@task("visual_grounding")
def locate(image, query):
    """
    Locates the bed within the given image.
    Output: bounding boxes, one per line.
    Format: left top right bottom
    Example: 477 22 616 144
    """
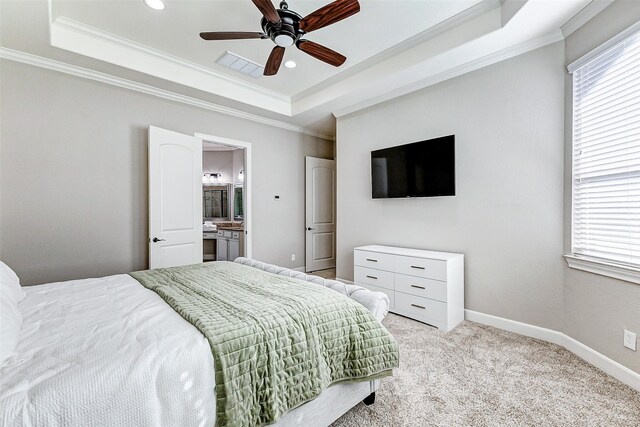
0 258 398 427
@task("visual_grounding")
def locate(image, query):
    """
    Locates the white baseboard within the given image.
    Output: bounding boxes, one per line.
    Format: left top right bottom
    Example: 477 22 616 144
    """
292 267 306 272
336 277 354 284
465 310 640 392
464 310 565 346
562 334 640 392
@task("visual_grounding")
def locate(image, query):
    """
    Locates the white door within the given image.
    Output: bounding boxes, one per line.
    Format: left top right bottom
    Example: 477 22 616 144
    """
149 126 202 269
305 157 336 272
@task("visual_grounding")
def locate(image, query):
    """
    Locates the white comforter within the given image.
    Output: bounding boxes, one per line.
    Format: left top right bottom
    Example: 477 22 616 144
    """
0 274 216 427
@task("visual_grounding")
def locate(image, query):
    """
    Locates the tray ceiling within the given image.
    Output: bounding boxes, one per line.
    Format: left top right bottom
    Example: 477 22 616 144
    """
52 0 485 96
1 0 598 136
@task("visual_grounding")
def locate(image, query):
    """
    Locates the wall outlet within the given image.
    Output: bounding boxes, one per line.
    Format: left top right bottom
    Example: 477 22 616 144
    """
291 254 296 262
624 330 637 351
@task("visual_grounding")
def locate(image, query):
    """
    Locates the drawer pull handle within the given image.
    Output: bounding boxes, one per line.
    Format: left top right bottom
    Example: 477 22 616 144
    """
410 285 425 290
411 304 426 310
366 258 378 262
366 275 378 280
411 265 426 270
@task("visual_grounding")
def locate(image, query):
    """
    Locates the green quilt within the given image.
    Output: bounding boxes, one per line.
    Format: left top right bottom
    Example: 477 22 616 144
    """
130 261 399 427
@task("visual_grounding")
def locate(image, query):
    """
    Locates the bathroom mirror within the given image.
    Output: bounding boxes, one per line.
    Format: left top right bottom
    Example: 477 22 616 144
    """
234 185 244 220
203 185 230 220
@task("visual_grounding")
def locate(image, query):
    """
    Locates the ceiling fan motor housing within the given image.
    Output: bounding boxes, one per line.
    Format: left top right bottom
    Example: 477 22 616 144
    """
261 8 303 47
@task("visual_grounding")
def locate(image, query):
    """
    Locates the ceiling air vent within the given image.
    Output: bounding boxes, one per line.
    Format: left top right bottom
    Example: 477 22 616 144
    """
216 51 264 79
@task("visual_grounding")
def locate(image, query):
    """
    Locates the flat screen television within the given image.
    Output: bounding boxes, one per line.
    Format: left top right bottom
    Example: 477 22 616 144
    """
371 135 455 199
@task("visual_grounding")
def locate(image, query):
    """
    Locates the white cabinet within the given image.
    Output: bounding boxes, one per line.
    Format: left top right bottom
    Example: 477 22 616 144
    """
216 229 244 262
229 239 240 261
353 245 464 332
217 237 229 261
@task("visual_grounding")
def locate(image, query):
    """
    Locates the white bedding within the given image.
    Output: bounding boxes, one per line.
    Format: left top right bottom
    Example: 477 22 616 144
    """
0 264 391 427
0 274 216 427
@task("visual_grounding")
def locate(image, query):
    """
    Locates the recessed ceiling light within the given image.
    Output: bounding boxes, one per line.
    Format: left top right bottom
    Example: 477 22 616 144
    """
284 60 297 69
145 0 165 10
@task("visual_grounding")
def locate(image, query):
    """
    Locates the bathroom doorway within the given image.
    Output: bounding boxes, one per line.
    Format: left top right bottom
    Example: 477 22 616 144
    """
198 133 252 263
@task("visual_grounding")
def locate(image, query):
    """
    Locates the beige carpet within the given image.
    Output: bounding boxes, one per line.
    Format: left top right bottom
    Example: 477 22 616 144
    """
332 314 640 427
312 268 336 279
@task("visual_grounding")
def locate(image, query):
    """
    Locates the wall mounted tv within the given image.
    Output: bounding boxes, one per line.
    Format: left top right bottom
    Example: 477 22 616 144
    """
371 135 455 199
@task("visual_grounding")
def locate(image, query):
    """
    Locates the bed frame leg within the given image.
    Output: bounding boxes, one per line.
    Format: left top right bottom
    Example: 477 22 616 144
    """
363 392 376 406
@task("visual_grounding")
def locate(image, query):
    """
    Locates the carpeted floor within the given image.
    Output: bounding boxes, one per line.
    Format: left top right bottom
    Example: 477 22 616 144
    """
312 268 336 279
332 313 640 427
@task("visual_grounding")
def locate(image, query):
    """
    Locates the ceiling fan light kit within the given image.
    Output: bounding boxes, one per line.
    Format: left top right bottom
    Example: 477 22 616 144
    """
199 0 360 76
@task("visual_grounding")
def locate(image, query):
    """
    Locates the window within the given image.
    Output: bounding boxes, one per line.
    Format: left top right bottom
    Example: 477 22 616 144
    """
569 25 640 274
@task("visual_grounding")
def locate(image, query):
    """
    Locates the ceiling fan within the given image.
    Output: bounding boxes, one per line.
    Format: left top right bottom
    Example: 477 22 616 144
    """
200 0 360 76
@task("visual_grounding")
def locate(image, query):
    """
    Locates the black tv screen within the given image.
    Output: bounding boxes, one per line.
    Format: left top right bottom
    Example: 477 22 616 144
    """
371 135 455 198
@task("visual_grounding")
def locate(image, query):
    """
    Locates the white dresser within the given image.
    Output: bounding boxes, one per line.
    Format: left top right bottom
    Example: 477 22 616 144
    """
353 245 464 332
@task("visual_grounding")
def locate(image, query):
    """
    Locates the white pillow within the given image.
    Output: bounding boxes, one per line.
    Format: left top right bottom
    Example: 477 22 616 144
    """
0 261 24 305
0 291 22 365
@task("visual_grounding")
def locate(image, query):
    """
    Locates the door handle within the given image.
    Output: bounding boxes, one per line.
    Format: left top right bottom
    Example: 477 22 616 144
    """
152 237 166 243
307 227 315 231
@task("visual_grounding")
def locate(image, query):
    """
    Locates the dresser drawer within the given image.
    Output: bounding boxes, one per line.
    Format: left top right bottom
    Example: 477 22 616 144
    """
395 256 447 281
354 250 395 271
394 292 447 329
395 274 447 302
354 266 394 291
359 282 395 310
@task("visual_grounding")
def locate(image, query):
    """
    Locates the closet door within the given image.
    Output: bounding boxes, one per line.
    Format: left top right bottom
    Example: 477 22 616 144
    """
149 126 202 269
305 157 336 272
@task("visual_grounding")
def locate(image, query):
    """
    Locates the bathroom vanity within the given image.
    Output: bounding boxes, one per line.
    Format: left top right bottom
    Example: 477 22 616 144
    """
202 181 245 262
215 228 244 261
202 226 244 262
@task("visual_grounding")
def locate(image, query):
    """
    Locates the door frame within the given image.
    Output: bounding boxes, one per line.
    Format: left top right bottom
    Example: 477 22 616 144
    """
195 132 252 259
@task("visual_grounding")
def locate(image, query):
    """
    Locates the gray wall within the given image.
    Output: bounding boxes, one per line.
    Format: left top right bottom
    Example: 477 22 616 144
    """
563 1 640 374
203 151 234 183
0 60 333 285
336 42 566 331
232 149 244 186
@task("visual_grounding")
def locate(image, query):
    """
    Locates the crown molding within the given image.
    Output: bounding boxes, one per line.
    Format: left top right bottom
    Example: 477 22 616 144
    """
333 30 564 118
50 16 292 116
0 48 334 141
293 0 502 103
561 0 614 38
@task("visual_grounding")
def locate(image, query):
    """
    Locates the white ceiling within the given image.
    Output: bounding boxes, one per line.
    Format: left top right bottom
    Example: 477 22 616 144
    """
0 0 602 137
53 0 485 96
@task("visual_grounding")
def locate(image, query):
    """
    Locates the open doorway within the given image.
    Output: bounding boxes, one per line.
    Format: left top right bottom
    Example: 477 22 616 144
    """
198 133 252 263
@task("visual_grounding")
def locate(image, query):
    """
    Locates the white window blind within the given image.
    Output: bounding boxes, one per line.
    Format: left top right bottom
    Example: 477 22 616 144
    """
572 29 640 268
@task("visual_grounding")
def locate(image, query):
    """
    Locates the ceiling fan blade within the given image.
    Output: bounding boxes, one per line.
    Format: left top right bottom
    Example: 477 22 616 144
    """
264 46 285 76
299 0 360 33
251 0 281 24
200 32 266 40
297 40 346 67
